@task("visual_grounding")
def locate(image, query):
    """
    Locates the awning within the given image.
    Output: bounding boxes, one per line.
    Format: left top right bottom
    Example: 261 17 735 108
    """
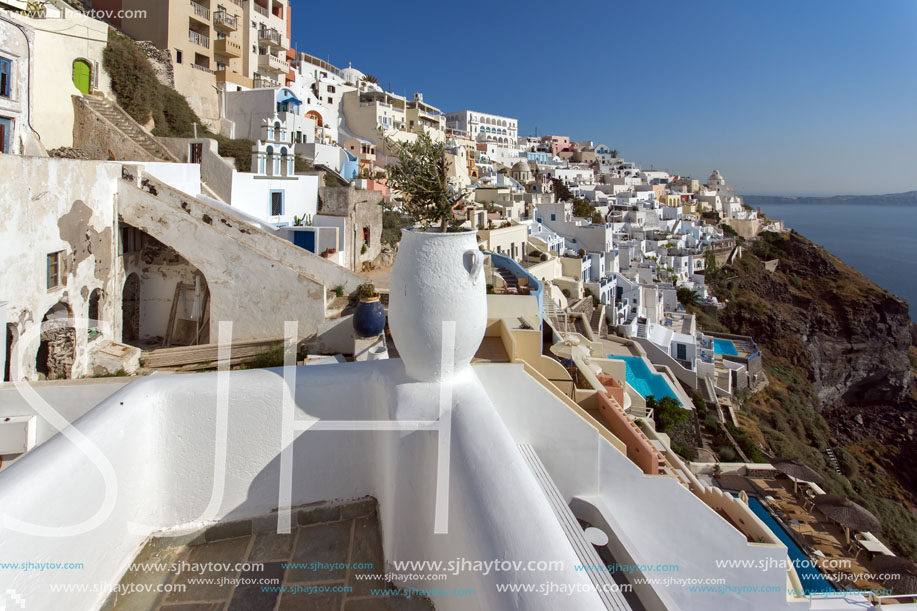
277 95 302 105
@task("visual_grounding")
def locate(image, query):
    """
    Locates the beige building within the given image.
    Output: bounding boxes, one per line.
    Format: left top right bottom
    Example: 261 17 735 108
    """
116 0 289 126
405 93 445 141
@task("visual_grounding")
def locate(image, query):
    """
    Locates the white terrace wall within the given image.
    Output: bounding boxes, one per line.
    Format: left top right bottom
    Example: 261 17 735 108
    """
476 364 807 611
0 362 605 611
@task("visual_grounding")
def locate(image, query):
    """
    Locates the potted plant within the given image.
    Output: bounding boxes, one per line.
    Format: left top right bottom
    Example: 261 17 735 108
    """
352 282 386 338
383 133 485 382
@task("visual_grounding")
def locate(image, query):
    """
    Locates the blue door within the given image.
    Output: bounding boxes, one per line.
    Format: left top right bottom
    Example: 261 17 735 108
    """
293 230 316 253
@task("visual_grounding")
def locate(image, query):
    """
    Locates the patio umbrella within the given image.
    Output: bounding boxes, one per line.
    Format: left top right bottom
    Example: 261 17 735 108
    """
872 554 917 595
550 334 587 360
813 495 880 543
772 458 825 493
715 474 766 497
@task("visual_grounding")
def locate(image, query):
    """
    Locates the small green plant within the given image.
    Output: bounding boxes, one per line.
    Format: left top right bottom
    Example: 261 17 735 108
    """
357 283 377 300
577 249 586 257
361 244 367 254
334 285 344 298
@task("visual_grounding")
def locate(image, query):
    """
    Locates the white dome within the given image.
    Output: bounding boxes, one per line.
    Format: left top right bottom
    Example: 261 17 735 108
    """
338 62 365 85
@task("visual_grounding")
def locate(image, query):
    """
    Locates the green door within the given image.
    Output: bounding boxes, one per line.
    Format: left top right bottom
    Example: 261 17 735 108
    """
72 60 91 94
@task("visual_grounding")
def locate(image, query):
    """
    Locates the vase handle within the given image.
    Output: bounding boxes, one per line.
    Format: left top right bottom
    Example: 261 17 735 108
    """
465 249 484 285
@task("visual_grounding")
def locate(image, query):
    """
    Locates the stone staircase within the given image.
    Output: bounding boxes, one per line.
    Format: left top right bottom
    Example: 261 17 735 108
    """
81 96 180 162
636 320 647 338
543 295 570 334
589 306 605 336
494 267 518 291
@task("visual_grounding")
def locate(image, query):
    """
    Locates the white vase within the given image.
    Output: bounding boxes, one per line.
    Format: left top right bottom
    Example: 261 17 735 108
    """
388 228 486 382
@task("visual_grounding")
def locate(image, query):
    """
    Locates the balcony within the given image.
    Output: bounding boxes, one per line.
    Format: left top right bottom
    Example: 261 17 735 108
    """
188 29 210 48
253 2 268 16
253 75 281 88
257 27 282 48
214 37 241 58
212 9 237 31
215 69 253 88
190 0 210 21
258 52 289 74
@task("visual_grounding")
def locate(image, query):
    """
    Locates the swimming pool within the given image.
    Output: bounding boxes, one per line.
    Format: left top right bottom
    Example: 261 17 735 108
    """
713 339 739 356
605 355 681 406
744 496 836 595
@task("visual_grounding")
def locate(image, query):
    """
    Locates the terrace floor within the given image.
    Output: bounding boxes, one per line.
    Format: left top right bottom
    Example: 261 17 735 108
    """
102 497 433 611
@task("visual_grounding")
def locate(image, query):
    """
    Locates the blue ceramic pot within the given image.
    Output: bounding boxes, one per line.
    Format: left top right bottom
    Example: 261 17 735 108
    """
353 298 386 338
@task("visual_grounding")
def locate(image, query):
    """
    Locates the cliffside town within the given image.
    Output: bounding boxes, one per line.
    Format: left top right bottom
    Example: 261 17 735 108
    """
2 1 916 609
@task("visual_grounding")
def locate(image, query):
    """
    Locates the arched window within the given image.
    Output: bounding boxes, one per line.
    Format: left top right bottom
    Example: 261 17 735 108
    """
88 288 102 334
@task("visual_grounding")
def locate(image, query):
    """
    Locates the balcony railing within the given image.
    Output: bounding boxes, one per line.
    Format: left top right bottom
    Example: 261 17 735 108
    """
191 62 213 74
231 0 243 5
190 0 210 20
258 52 289 73
213 9 237 30
253 75 280 88
258 28 281 47
189 30 210 48
253 3 268 16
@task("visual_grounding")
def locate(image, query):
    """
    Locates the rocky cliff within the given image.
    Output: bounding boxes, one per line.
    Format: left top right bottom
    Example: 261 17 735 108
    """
716 231 913 408
703 229 917 558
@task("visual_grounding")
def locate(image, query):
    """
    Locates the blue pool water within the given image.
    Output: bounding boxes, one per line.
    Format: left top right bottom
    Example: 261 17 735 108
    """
606 356 681 406
744 496 836 595
713 339 738 356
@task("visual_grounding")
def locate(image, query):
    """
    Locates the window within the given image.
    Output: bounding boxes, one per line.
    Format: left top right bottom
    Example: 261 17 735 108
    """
270 190 284 216
0 57 10 98
47 252 62 289
120 226 142 253
175 49 182 64
327 85 335 93
0 117 10 154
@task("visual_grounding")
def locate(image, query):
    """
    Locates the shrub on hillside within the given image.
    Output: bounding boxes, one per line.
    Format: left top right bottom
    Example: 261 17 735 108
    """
213 135 254 172
103 30 201 138
102 31 160 125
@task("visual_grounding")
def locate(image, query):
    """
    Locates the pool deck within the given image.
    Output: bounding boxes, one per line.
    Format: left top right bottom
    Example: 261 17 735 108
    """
746 477 890 595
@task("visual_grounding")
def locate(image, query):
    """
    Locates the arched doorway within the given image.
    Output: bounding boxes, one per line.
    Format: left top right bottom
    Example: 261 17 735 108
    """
37 303 75 380
305 110 323 137
72 59 91 94
88 288 102 339
122 273 140 344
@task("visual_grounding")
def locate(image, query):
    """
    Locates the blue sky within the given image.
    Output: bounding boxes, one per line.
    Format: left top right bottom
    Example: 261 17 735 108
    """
292 0 917 196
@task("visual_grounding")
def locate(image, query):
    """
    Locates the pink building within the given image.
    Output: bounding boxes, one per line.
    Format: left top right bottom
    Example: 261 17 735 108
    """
542 135 570 156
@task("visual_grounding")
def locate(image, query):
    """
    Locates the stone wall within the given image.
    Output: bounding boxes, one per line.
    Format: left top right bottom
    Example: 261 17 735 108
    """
318 187 383 271
136 41 174 88
38 326 75 380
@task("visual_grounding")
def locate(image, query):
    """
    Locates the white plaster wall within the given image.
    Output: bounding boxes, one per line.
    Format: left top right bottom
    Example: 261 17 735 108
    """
119 170 363 341
0 19 38 155
7 8 111 149
139 162 202 197
230 172 319 226
0 157 121 380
